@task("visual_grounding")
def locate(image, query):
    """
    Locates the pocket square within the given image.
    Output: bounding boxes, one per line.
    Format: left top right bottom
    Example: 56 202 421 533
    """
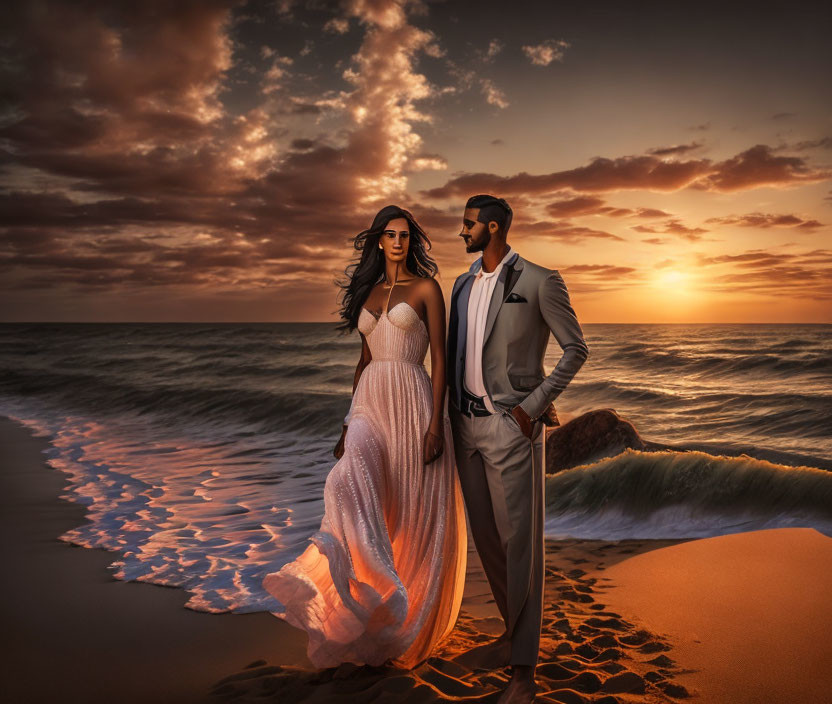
505 292 527 303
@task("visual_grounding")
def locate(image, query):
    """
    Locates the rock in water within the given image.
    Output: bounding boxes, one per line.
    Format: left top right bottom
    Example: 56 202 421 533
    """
544 408 657 473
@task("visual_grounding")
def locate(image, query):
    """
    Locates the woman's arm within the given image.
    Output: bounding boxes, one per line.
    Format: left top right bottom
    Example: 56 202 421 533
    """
354 332 372 390
422 278 447 464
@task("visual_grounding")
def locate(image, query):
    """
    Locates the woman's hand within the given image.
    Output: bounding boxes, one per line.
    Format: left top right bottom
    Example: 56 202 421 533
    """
334 425 348 459
423 426 444 465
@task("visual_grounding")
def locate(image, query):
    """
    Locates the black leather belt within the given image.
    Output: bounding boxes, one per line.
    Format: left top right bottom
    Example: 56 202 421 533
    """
460 387 492 417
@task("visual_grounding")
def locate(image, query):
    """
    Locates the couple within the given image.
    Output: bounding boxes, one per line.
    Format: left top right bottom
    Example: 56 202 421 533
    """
263 195 589 703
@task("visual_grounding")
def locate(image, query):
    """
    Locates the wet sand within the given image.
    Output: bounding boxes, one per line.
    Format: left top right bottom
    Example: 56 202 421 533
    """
3 414 830 703
0 416 309 704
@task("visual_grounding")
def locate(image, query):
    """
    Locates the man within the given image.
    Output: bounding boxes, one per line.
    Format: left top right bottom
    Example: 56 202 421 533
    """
447 194 589 704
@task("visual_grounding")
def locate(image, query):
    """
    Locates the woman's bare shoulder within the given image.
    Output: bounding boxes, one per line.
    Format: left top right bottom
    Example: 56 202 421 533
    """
416 276 442 301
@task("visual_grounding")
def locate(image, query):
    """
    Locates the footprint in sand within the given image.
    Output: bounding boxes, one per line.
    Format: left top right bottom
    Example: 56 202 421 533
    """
600 670 647 694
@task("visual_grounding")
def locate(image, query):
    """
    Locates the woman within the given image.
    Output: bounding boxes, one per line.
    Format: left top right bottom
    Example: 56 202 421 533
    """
262 205 468 670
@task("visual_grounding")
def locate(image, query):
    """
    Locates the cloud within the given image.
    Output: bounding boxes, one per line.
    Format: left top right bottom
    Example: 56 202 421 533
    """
422 156 706 199
408 153 448 171
1 1 829 320
0 0 450 298
510 220 625 243
692 144 831 192
704 212 826 232
557 248 832 299
422 144 831 199
522 39 570 66
443 58 509 109
546 196 607 217
631 218 710 242
553 263 643 295
692 248 832 299
790 137 832 151
545 196 673 219
486 39 503 60
323 17 350 33
647 142 704 156
634 207 674 218
481 79 509 108
471 38 503 64
261 54 294 94
563 264 638 276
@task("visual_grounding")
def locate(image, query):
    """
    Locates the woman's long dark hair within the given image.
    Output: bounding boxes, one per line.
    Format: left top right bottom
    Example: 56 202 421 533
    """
336 205 438 333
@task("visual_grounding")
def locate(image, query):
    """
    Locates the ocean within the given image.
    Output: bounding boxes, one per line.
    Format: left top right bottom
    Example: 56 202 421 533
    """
1 322 830 614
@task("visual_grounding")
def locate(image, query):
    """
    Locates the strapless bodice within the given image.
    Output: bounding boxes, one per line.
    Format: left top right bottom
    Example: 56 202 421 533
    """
357 301 428 366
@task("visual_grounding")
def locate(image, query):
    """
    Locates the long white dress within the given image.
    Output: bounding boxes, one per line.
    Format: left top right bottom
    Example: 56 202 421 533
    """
262 294 468 670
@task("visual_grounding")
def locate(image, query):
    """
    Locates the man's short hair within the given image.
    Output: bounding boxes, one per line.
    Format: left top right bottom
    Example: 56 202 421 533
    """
466 194 513 235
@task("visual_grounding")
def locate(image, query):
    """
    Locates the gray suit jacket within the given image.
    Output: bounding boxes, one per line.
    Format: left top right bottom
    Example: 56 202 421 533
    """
447 251 589 421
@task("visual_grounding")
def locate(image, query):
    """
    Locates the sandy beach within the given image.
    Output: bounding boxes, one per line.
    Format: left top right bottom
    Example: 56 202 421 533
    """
599 526 832 704
0 416 311 704
2 414 831 703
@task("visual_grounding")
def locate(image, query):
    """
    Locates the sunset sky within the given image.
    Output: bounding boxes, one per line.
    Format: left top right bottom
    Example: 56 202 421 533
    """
1 0 830 323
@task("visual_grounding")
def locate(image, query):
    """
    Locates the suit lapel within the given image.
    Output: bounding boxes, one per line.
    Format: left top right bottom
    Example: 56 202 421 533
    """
455 272 476 356
483 253 523 345
448 267 477 408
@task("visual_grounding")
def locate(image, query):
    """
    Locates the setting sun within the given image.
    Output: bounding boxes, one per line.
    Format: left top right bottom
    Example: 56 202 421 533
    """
655 270 690 288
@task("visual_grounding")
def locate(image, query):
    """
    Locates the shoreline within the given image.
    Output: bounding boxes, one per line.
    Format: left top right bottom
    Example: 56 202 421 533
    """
0 416 312 704
3 413 830 703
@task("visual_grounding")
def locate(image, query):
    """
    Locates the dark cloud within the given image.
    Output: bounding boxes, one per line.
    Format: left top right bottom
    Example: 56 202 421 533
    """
631 218 709 242
647 142 704 156
421 155 710 199
423 144 829 200
704 212 826 232
691 145 831 192
545 196 607 217
545 196 673 219
0 0 452 302
511 221 625 243
791 137 832 151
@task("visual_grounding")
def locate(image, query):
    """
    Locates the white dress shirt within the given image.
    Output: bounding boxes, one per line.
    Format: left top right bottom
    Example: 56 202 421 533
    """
464 245 514 413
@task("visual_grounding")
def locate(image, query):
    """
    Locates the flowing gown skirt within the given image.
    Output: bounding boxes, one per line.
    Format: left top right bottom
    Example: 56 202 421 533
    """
262 303 468 669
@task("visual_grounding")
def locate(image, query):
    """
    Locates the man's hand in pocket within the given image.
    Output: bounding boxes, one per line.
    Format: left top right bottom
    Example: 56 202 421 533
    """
511 405 533 439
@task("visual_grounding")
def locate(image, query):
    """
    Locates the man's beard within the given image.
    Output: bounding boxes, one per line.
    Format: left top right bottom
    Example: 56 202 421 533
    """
465 231 490 253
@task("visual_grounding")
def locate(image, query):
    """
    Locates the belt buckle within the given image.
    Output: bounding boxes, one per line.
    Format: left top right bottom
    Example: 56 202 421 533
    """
462 389 490 417
472 397 489 417
460 396 473 418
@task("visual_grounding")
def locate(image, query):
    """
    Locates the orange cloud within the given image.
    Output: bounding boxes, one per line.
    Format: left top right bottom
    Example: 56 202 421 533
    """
692 249 832 299
631 219 710 242
422 144 830 199
704 213 825 232
546 196 673 219
647 142 704 156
